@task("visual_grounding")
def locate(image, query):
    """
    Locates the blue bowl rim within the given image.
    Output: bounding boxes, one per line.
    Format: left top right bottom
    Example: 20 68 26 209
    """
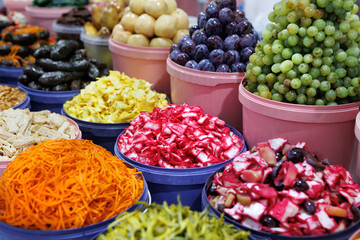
0 161 148 235
18 82 81 95
201 166 360 240
115 124 247 173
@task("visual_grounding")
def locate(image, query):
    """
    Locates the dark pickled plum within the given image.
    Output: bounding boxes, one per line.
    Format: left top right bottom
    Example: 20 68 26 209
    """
274 181 284 191
224 50 240 65
185 60 198 69
205 18 222 36
178 35 191 49
170 49 181 62
240 47 254 63
207 35 224 50
198 11 207 29
192 30 208 45
193 44 209 62
224 34 241 51
216 64 231 72
181 39 196 56
209 49 225 66
293 180 309 191
205 1 220 18
198 59 215 72
189 25 199 37
234 8 245 23
170 43 179 53
231 62 246 72
174 52 190 66
260 215 279 228
226 22 238 36
275 151 283 161
220 0 237 10
239 33 256 49
219 7 234 25
237 20 252 35
303 200 316 215
286 148 305 163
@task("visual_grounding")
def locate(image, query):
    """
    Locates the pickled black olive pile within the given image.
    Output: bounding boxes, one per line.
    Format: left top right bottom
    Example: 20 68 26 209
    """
18 40 110 91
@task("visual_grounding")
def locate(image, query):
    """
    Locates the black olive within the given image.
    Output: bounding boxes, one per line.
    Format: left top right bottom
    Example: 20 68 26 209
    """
351 205 360 222
305 153 325 171
208 183 218 196
303 200 316 215
293 180 309 192
275 151 283 161
271 159 284 181
286 147 306 163
274 181 284 191
260 215 279 228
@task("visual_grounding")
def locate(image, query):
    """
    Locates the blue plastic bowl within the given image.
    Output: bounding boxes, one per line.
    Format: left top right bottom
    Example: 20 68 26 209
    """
201 167 360 240
61 107 130 154
0 163 151 240
1 84 31 110
114 125 247 211
18 82 80 114
0 65 23 85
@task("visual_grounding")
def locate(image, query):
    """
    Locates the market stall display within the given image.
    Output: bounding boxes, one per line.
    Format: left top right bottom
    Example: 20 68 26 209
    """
0 84 27 110
203 138 360 238
53 7 91 40
239 0 360 170
166 0 258 131
355 112 360 184
96 199 250 240
169 1 258 72
0 24 52 84
18 39 109 113
25 0 88 36
116 103 246 210
0 139 148 240
63 70 168 152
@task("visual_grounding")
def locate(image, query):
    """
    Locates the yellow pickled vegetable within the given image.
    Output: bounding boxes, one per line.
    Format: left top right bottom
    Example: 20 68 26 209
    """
63 71 168 123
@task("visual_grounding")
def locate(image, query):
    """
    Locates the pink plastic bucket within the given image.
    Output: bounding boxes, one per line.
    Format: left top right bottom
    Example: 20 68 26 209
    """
4 0 31 17
239 83 360 170
355 112 360 183
25 6 73 35
167 57 244 131
0 116 82 176
109 37 171 96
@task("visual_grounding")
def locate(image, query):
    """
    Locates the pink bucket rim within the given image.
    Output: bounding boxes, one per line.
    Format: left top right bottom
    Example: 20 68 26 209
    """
166 57 245 87
108 37 170 60
238 83 360 123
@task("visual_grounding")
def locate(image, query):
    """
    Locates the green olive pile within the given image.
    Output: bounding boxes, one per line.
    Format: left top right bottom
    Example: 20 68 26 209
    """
245 0 360 105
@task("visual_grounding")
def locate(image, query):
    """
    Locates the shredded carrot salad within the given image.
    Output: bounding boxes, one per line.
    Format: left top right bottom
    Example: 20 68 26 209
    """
0 139 143 231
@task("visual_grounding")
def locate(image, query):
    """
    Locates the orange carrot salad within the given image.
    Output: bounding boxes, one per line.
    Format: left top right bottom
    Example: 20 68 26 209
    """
0 139 143 230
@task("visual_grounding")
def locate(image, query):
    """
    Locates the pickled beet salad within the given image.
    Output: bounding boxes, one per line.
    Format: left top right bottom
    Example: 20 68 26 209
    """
169 0 259 72
117 104 244 168
208 138 360 236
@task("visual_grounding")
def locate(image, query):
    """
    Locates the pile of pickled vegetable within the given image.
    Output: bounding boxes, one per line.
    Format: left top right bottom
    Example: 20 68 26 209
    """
0 25 52 67
208 138 360 236
0 139 144 230
18 39 109 91
96 199 250 240
0 85 26 110
63 71 168 123
118 103 244 168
